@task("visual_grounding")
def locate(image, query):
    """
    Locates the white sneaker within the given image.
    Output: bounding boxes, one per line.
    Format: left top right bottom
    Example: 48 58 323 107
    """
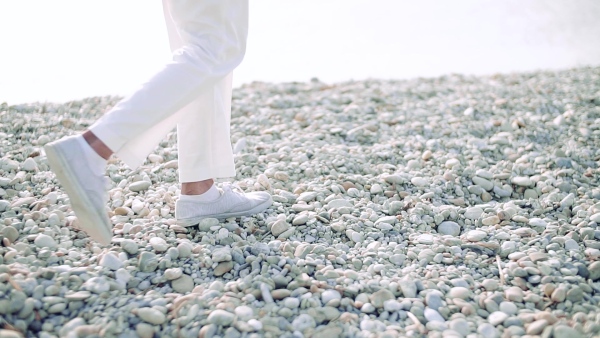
44 136 112 245
175 183 273 227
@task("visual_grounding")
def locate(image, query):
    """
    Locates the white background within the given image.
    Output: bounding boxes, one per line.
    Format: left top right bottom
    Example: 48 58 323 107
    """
1 0 599 104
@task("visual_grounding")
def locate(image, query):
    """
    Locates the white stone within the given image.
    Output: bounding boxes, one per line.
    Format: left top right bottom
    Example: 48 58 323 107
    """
100 253 123 271
149 237 168 252
207 309 235 326
466 230 487 241
321 290 342 304
136 308 166 325
411 177 429 187
22 158 38 171
34 234 57 248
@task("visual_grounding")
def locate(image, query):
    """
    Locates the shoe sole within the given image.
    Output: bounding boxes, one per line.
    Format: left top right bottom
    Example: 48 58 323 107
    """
176 195 273 227
45 143 112 245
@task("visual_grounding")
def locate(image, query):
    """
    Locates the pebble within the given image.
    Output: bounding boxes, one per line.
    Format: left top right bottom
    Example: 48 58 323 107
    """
448 287 471 299
129 181 151 192
207 309 235 326
164 268 183 280
526 319 548 335
149 237 169 252
136 308 166 325
424 308 445 322
399 279 417 298
464 207 483 219
488 311 509 326
1 68 599 337
466 230 487 241
512 176 532 187
553 325 584 338
438 221 460 236
321 290 341 304
100 253 123 271
22 158 38 171
34 234 57 248
171 274 194 293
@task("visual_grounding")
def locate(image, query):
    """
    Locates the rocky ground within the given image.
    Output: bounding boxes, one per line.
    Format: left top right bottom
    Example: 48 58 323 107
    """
0 66 599 338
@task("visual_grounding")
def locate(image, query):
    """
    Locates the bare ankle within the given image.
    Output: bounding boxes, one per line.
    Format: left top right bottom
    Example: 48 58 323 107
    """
181 179 214 195
82 130 113 160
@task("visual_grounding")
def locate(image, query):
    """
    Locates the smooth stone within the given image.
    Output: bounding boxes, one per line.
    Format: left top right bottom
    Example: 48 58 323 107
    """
65 291 91 301
292 314 316 331
149 237 168 252
100 253 123 271
83 277 110 294
212 247 232 262
138 252 159 272
472 176 494 191
411 177 429 187
526 319 548 335
481 215 500 225
283 297 300 309
529 218 547 228
11 197 36 208
399 279 417 298
1 226 18 243
564 239 579 251
488 311 509 326
424 308 445 322
505 287 524 302
589 261 600 280
423 291 442 312
553 325 584 338
327 199 353 209
214 261 234 276
499 302 518 316
22 158 38 171
464 207 483 220
475 169 493 179
449 318 470 336
171 274 194 293
512 176 532 187
438 221 460 236
177 243 193 258
370 288 395 308
292 214 309 225
271 219 291 237
478 323 499 338
321 290 341 304
297 191 318 202
34 234 57 248
207 309 235 326
129 181 151 192
466 230 487 241
136 323 155 338
136 307 166 325
121 239 138 255
235 306 254 321
448 287 471 300
481 279 498 291
164 268 183 280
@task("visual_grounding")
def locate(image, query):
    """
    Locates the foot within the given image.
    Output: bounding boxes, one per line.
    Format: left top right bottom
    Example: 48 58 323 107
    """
44 136 112 245
175 183 272 227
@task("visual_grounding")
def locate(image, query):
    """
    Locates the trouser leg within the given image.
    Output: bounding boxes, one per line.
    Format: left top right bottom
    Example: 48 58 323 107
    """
88 0 248 171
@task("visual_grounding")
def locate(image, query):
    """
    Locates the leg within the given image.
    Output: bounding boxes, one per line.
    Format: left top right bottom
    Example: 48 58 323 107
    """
89 0 249 169
45 0 249 245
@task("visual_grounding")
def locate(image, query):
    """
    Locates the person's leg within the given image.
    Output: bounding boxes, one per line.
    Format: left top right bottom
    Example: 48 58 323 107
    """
45 0 249 245
89 0 249 169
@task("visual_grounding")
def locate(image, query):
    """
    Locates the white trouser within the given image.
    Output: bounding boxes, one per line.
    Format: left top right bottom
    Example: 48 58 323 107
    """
89 0 248 182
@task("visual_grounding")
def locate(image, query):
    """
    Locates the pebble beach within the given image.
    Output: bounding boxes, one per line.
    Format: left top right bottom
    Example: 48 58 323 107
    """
0 66 599 337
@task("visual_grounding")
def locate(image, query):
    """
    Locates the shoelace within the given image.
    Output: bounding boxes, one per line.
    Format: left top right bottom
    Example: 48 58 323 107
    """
222 182 246 196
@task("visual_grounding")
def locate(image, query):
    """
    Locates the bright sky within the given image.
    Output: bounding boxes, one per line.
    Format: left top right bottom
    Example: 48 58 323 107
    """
1 1 599 104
